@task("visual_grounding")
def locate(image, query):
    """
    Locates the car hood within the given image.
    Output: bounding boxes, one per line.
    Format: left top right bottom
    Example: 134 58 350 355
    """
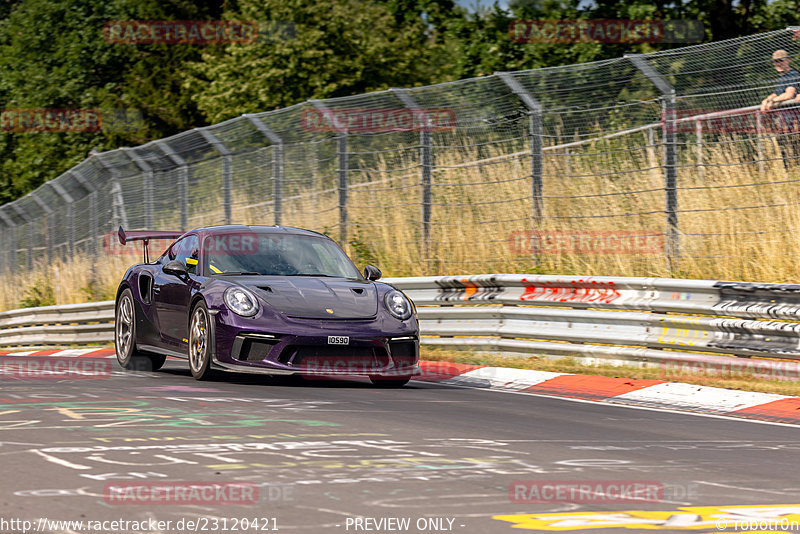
235 276 379 319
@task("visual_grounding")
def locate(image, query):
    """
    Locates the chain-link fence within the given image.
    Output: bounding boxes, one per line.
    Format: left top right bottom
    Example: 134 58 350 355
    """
3 28 800 282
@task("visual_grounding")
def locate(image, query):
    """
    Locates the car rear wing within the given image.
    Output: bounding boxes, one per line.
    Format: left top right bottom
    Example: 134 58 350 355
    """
118 226 185 263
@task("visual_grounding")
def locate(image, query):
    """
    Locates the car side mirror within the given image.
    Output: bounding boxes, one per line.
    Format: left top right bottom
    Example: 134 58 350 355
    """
163 260 188 277
363 264 382 281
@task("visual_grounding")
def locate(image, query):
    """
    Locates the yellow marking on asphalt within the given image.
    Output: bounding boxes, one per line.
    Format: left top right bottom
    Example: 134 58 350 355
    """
494 504 800 531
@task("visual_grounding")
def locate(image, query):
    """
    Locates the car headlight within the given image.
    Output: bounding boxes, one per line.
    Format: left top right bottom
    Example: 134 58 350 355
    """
224 287 259 317
384 290 412 320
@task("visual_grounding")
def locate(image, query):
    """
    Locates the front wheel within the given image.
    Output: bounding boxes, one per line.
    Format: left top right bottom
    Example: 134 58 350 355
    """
116 288 165 371
189 301 214 380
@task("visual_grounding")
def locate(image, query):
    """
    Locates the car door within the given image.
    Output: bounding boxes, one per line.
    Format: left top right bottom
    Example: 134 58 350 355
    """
153 235 200 350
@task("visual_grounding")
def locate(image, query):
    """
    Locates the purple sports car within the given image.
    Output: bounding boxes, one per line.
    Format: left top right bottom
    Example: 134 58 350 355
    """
114 225 420 386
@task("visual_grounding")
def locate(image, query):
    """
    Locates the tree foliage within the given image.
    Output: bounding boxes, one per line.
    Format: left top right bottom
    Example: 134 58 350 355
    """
0 0 798 203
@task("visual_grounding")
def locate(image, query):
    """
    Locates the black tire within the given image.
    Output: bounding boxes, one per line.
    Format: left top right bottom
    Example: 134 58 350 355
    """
369 375 411 388
146 353 167 371
188 300 214 380
116 288 165 371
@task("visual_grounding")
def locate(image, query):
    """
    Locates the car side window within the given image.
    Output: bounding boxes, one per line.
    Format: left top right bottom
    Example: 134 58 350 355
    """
172 235 199 274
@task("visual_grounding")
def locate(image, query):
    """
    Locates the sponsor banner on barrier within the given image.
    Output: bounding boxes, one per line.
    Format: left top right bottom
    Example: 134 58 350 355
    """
508 230 664 256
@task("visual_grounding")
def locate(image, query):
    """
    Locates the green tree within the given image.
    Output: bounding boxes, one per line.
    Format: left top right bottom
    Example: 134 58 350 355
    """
186 0 440 123
0 0 223 204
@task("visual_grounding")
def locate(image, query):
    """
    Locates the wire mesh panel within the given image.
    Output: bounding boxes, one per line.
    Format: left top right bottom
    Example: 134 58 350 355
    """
2 28 800 285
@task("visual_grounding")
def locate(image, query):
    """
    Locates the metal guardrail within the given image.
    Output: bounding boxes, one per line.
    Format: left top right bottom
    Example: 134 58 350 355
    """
385 274 800 367
0 301 114 346
4 275 800 373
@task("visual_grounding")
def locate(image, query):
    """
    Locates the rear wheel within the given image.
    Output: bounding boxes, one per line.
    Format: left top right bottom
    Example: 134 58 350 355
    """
115 288 165 371
189 301 214 380
369 375 411 388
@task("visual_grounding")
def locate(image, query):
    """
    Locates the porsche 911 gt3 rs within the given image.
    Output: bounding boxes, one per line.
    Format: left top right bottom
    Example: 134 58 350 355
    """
114 225 419 386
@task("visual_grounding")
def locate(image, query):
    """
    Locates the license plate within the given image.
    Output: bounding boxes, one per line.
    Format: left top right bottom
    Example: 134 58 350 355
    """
328 336 349 345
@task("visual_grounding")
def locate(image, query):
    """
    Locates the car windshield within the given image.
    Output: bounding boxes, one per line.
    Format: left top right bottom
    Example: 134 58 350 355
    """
202 230 362 278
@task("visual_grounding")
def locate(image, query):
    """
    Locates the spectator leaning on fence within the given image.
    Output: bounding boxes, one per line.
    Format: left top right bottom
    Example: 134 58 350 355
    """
760 50 800 166
761 50 799 112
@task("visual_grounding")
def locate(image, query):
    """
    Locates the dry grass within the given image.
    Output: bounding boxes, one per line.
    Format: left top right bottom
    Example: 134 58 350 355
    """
0 255 131 312
2 132 799 304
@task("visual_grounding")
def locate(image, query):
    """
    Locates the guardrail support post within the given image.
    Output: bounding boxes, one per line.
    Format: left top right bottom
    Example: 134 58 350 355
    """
244 114 284 226
196 129 233 225
496 72 544 226
627 54 679 272
311 101 348 244
156 141 189 230
392 88 434 264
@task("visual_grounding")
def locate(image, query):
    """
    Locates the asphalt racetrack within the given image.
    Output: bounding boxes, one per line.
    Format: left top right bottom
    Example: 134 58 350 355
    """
1 355 800 534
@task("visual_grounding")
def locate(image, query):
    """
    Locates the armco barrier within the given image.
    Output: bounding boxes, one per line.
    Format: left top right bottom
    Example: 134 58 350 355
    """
3 275 800 369
0 301 114 346
383 274 800 365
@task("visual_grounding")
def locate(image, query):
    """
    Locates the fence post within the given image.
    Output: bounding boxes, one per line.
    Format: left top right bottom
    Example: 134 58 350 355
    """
244 114 284 226
10 203 33 271
0 208 15 273
311 101 348 244
92 153 128 232
695 120 704 180
30 192 54 263
196 128 233 225
756 111 765 174
122 149 154 229
392 88 433 263
156 141 189 230
496 72 544 225
46 181 75 257
627 54 679 272
69 170 98 257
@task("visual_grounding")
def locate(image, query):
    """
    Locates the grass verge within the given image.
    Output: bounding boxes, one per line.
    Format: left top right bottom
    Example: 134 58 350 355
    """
421 347 800 397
